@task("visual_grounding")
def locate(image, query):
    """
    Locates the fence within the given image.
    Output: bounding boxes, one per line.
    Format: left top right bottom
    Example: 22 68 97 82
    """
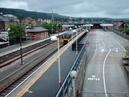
56 45 87 97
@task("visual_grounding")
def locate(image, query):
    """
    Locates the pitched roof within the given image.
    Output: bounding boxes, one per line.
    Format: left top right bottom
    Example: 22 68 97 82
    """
26 26 48 33
0 16 9 22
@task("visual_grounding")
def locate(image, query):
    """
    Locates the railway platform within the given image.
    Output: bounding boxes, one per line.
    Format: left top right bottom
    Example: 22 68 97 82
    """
0 40 42 55
0 32 66 57
2 31 86 97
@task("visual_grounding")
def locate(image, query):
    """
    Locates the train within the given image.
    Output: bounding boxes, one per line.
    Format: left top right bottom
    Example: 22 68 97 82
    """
0 29 87 94
61 30 77 45
0 30 78 66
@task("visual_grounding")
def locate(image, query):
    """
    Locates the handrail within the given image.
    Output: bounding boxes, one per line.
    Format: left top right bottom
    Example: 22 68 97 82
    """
56 45 86 97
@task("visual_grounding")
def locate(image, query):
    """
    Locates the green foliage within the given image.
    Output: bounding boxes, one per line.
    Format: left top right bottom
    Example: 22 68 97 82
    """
8 24 25 43
118 27 124 32
125 48 129 58
41 22 62 34
117 24 129 35
0 8 67 20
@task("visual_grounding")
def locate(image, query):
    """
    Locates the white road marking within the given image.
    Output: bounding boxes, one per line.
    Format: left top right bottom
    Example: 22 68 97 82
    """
88 75 100 81
103 49 111 97
92 75 96 78
5 32 86 97
97 78 100 81
101 49 105 52
115 48 119 53
112 38 126 52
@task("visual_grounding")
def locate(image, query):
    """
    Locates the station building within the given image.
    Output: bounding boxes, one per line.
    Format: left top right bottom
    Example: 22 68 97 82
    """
25 26 48 40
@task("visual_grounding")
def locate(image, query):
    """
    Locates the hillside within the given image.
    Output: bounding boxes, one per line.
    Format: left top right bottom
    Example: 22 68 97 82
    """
0 8 68 20
0 8 129 23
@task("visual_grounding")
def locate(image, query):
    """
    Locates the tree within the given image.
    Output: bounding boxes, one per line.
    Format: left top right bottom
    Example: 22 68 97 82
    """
9 24 25 44
41 22 62 34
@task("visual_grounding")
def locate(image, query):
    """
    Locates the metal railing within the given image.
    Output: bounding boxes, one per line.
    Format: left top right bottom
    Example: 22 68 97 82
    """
56 45 86 97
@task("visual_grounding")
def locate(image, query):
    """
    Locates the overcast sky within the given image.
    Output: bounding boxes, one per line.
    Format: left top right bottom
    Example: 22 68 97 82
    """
0 0 129 18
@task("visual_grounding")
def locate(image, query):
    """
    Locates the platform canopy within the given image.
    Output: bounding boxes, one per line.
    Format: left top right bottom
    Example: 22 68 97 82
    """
83 24 93 27
100 24 114 27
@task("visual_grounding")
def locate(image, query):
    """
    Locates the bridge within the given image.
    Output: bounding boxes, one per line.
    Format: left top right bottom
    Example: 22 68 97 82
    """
0 26 129 97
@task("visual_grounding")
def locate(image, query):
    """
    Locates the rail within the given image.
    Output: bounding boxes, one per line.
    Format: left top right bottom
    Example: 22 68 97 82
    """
1 31 86 96
0 43 57 93
56 45 86 97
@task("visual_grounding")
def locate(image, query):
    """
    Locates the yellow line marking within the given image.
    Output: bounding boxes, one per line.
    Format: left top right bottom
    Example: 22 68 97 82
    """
16 63 53 97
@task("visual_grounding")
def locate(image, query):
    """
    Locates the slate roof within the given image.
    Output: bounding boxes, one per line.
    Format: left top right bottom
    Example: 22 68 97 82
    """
26 26 48 33
0 16 9 22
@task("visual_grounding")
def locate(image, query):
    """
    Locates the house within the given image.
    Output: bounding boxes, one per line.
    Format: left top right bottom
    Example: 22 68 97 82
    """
0 16 8 31
115 21 125 29
25 26 48 40
0 14 19 31
22 17 34 26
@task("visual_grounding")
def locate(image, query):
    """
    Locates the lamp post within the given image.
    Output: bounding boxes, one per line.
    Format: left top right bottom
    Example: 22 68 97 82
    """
19 23 24 65
51 9 54 34
7 28 10 46
8 25 24 65
51 35 61 86
19 33 24 65
72 29 78 54
51 9 62 86
75 26 78 55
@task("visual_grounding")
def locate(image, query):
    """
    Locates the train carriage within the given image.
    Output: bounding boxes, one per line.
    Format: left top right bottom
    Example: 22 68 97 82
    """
62 30 77 45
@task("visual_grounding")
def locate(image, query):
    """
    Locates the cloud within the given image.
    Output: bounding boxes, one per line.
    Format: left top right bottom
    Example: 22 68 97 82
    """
0 0 129 18
0 0 28 10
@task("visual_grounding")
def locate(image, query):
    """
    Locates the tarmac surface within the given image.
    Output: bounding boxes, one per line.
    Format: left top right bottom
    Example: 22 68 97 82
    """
82 29 129 97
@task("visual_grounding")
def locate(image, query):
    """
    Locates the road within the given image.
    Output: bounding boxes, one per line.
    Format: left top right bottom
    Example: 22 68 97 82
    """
82 29 129 97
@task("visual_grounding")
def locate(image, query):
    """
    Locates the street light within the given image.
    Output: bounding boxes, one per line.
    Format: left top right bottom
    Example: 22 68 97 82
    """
7 28 10 46
51 35 61 86
51 9 54 34
72 29 78 54
7 26 24 65
19 33 24 65
18 21 24 65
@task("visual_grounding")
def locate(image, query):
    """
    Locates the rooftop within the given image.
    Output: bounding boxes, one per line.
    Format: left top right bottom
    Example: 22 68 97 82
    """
25 26 48 33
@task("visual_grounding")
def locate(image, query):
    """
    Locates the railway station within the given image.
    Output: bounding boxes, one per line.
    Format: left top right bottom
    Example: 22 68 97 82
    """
0 1 129 97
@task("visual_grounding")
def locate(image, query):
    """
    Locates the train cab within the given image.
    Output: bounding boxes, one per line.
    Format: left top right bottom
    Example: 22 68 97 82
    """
62 30 76 45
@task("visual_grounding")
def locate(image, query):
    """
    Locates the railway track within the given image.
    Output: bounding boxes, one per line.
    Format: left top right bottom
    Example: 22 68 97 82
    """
0 30 85 96
0 38 51 66
0 43 57 97
0 42 53 68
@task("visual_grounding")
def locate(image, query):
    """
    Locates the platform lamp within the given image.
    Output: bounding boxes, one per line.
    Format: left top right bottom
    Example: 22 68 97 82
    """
73 29 78 54
51 35 61 87
7 26 24 65
19 29 24 65
7 28 10 46
18 21 24 65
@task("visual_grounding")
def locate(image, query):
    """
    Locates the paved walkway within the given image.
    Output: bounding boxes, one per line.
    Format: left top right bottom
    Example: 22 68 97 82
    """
0 32 65 55
0 40 38 54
